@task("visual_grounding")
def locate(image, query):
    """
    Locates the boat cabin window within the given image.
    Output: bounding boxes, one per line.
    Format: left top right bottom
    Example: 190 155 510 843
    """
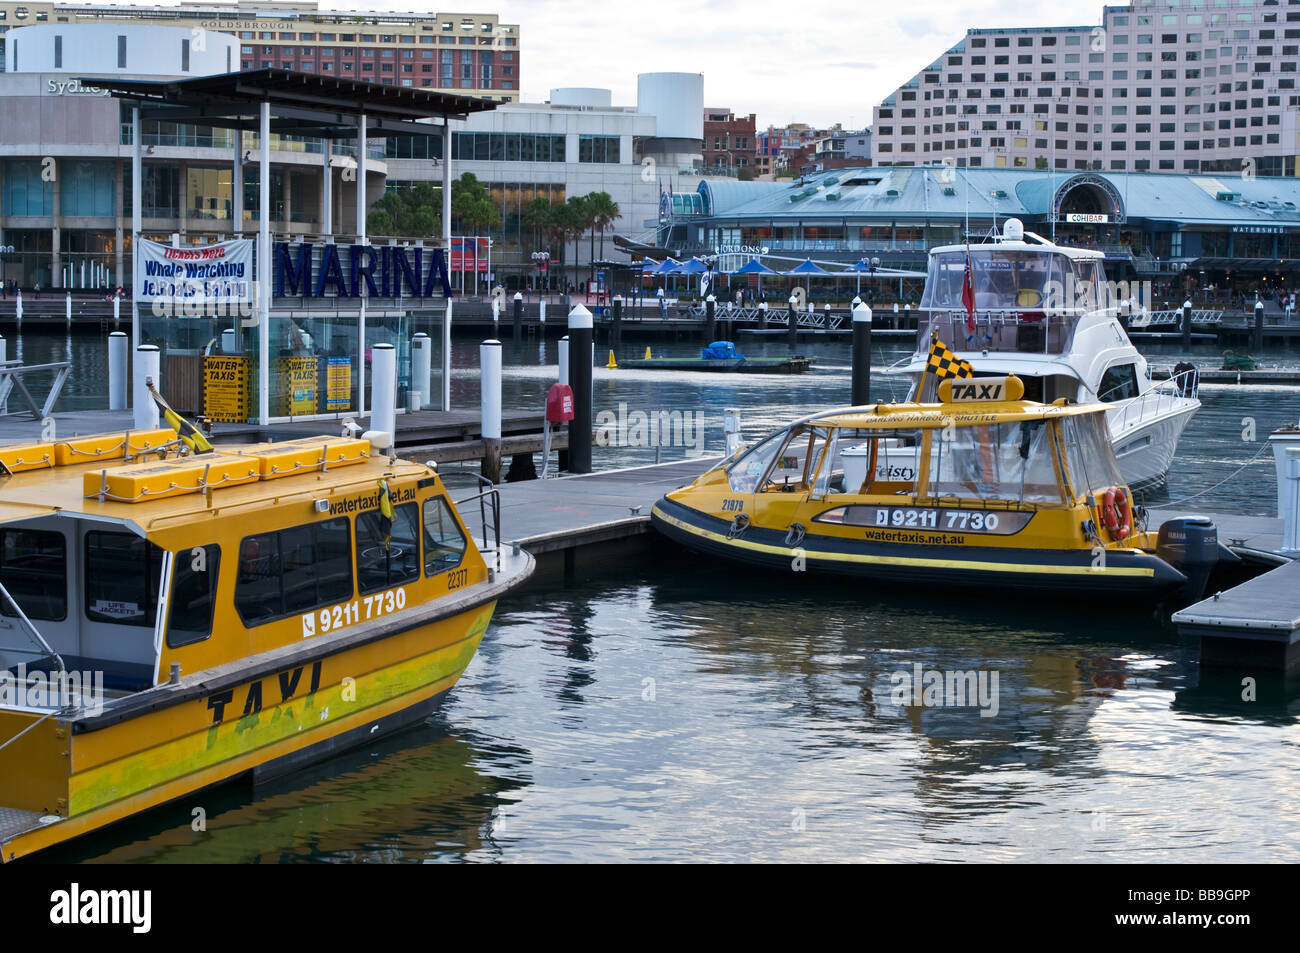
725 431 786 493
1059 414 1124 498
754 425 831 493
167 544 221 648
1098 363 1140 402
357 502 421 594
235 517 353 626
822 428 922 496
85 532 164 628
926 420 1064 503
0 528 66 622
921 250 1068 313
423 497 467 576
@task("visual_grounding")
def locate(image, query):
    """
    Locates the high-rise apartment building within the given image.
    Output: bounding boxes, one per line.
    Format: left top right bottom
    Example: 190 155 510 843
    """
0 1 521 100
872 0 1300 176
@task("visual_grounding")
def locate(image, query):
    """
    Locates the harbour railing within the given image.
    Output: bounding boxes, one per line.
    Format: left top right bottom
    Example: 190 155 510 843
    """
1127 308 1223 329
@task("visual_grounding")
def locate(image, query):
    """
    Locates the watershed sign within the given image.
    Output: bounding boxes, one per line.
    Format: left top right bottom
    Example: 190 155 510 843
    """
138 239 253 305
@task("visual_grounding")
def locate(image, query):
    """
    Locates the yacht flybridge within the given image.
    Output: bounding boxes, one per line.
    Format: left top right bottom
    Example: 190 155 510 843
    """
887 219 1199 490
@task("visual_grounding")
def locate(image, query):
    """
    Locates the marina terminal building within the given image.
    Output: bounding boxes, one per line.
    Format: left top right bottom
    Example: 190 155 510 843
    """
659 165 1300 302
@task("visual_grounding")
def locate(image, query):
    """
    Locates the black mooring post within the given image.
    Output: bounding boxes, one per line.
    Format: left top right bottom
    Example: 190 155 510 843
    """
1254 299 1265 352
852 299 872 406
1182 300 1193 350
705 295 716 343
787 297 798 348
512 292 523 344
612 295 623 351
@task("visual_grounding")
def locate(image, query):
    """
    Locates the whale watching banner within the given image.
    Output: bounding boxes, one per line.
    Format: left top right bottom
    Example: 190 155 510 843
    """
137 238 254 305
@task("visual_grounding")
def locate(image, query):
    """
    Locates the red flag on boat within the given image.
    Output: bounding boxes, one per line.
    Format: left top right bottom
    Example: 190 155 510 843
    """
961 254 976 334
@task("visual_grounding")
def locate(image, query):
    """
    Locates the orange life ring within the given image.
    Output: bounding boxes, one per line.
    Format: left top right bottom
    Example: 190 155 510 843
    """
1101 486 1131 540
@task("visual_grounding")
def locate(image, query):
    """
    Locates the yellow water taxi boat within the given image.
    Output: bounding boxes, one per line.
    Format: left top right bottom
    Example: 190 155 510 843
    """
0 425 531 862
652 375 1231 600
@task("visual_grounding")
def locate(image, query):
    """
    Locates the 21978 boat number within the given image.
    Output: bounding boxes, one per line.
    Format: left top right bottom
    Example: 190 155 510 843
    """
303 586 408 638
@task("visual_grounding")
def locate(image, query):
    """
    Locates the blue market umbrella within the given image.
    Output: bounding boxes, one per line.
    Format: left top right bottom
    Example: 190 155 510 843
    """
734 258 778 276
786 258 830 276
678 258 709 274
733 257 778 300
653 257 682 275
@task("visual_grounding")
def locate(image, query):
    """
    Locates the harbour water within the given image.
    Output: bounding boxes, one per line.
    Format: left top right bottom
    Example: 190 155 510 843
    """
19 327 1300 863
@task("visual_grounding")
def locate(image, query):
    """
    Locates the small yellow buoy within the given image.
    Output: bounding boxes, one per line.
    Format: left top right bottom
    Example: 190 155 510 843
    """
606 350 618 369
644 346 653 360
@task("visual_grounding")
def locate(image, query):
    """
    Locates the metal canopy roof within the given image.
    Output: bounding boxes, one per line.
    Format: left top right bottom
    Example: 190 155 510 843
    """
79 68 498 140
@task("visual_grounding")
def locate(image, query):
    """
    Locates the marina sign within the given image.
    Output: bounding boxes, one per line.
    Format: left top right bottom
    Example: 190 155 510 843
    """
274 241 453 299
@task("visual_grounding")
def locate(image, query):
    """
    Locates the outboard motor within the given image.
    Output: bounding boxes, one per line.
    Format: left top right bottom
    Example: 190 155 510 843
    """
1157 516 1219 603
1171 361 1198 398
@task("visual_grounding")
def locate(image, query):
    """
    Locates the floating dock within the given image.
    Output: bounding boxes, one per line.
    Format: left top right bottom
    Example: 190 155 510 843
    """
1173 560 1300 670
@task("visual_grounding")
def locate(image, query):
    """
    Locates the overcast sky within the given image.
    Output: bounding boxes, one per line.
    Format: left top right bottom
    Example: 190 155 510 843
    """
351 0 1110 128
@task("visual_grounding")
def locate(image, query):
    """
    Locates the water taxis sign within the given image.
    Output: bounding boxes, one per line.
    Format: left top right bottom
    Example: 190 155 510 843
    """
279 357 319 416
203 355 250 422
138 238 253 304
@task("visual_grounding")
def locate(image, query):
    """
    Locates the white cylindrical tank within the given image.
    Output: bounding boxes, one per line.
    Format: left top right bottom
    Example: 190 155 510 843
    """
7 23 239 76
549 87 612 108
636 73 704 140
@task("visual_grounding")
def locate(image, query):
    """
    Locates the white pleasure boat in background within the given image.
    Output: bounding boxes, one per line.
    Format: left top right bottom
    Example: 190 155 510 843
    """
885 219 1200 490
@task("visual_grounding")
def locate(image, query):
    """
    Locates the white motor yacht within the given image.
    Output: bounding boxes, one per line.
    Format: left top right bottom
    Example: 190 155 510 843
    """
884 219 1199 490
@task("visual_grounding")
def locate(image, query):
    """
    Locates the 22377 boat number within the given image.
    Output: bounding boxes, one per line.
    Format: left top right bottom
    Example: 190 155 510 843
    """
302 587 408 639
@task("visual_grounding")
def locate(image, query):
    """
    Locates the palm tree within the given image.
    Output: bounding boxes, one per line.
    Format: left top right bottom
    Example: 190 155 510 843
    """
561 197 589 292
586 192 620 266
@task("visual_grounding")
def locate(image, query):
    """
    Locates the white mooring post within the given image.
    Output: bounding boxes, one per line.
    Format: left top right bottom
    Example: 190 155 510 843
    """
133 344 160 430
368 343 397 447
724 408 742 457
1283 446 1300 555
411 332 431 412
108 331 128 411
480 339 503 484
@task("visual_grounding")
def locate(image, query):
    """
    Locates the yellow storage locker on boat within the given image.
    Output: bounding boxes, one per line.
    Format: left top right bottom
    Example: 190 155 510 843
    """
84 453 261 502
230 435 371 479
53 429 176 467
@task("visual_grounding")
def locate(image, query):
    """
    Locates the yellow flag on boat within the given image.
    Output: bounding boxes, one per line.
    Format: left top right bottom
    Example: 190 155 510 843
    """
147 381 213 454
926 336 974 381
377 478 395 549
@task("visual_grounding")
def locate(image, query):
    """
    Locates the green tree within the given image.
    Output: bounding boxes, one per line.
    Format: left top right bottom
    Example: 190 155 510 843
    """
366 184 443 238
737 165 755 181
450 172 499 235
585 191 620 268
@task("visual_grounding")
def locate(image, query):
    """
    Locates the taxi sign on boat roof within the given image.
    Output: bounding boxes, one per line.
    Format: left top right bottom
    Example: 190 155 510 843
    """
938 374 1025 403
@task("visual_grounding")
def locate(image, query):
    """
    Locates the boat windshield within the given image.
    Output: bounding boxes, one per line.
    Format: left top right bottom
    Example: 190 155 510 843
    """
1059 413 1125 498
926 420 1064 503
920 250 1068 312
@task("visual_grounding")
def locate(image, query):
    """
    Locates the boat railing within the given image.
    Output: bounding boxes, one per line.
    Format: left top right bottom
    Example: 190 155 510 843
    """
454 481 502 568
919 310 1079 355
1104 365 1200 435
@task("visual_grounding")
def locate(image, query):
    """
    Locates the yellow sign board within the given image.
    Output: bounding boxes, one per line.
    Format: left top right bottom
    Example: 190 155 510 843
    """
279 357 319 416
203 355 250 423
326 355 352 412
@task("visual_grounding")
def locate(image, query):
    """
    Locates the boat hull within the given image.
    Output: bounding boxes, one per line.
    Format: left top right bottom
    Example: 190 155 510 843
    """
1110 401 1199 492
0 552 533 863
651 497 1186 596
